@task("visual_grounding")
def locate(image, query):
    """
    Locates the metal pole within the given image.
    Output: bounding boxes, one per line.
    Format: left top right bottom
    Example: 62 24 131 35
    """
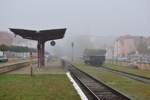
71 42 74 62
37 42 40 68
41 41 45 66
29 52 33 76
113 47 115 64
38 40 45 67
116 40 118 64
37 40 46 67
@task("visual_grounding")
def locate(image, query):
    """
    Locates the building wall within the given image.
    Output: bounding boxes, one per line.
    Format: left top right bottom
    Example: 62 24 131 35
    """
106 47 114 59
114 35 141 57
0 31 13 45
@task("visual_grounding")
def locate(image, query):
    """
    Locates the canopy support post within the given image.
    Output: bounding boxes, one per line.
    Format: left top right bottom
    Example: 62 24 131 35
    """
37 40 45 67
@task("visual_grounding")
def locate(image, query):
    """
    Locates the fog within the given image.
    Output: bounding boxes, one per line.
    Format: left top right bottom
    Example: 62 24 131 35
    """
0 0 150 58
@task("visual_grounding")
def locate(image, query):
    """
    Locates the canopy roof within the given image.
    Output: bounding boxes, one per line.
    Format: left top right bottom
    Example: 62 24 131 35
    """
9 28 66 41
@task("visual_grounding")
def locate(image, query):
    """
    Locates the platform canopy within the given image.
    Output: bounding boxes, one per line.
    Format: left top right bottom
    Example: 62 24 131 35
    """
9 28 67 67
9 28 66 41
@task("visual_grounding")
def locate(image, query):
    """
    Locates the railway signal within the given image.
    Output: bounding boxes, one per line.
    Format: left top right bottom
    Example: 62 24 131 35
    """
50 40 56 46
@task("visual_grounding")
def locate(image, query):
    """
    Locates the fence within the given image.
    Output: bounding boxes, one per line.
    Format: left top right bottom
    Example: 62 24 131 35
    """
106 59 150 70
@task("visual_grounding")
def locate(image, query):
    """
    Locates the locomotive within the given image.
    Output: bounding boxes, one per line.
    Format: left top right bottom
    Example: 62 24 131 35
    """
83 49 106 66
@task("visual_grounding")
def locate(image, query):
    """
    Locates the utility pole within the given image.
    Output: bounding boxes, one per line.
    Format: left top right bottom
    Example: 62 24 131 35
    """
29 52 33 76
71 42 74 62
116 39 119 64
112 46 115 64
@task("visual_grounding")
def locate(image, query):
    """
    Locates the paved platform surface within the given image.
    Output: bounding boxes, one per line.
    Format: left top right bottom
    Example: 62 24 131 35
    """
0 59 25 67
9 59 65 74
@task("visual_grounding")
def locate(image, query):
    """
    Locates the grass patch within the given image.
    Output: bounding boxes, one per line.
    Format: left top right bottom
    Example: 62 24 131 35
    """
0 74 80 100
104 63 150 78
74 62 150 100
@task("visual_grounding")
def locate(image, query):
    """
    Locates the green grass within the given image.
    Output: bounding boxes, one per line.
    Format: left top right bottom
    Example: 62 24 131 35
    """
104 63 150 78
74 62 150 100
0 74 80 100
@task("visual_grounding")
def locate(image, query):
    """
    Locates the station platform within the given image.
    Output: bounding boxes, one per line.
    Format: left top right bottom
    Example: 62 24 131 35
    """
8 59 65 74
0 59 81 100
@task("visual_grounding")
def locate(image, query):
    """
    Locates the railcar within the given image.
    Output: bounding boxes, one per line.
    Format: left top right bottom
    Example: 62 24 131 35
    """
83 49 106 66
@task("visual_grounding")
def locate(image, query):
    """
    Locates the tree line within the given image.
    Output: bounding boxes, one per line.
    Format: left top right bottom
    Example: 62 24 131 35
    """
0 44 37 52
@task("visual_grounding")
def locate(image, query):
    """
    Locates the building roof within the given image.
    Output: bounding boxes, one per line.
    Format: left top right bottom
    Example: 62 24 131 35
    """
118 34 143 41
9 28 66 41
83 49 106 56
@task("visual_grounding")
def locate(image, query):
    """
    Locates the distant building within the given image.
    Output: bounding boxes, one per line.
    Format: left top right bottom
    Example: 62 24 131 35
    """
0 31 13 45
114 35 144 57
12 36 36 48
145 36 150 48
106 47 114 59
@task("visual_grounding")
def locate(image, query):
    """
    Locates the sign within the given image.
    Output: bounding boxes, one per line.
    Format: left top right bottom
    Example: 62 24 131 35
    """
50 40 56 46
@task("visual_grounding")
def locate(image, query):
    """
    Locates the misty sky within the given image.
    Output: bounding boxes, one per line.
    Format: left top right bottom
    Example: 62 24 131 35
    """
0 0 150 36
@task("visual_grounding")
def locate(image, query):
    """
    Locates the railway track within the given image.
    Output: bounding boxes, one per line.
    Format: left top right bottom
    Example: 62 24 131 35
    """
0 61 29 74
98 66 150 84
68 64 131 100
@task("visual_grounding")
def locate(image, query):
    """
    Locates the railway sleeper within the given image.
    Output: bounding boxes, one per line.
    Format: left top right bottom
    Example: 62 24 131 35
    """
97 95 123 100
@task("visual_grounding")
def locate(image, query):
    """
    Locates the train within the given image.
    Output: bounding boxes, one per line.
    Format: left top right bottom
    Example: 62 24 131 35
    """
83 49 106 66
